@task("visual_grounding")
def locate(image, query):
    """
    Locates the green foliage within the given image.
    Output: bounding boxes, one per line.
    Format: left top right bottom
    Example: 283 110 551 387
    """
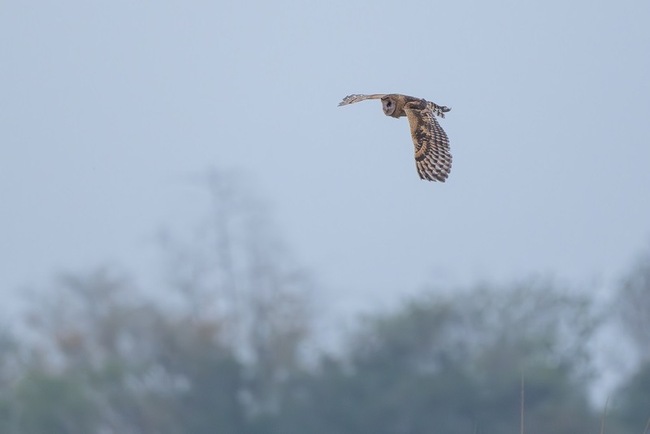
12 372 97 434
617 244 650 360
274 280 598 434
613 361 650 434
608 244 650 434
0 273 613 434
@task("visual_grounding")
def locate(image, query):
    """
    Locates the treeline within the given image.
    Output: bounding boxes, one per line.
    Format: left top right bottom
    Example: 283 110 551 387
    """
0 175 648 434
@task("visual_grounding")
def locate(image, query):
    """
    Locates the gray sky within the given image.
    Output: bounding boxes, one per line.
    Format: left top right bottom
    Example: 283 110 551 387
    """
2 1 649 314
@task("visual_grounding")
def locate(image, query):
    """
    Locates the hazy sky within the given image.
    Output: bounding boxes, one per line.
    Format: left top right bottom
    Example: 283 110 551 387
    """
2 1 649 315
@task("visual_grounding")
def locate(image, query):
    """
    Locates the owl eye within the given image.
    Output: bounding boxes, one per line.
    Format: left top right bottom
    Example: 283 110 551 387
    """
386 101 392 107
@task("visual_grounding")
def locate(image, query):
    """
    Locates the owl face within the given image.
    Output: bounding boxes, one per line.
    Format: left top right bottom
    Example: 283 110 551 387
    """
381 96 397 116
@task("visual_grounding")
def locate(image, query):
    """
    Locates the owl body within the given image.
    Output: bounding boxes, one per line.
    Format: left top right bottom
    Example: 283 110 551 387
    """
338 93 452 182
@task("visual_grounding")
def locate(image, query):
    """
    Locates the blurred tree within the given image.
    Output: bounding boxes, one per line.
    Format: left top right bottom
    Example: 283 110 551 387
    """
3 168 622 434
612 361 650 434
23 269 142 371
11 371 97 434
611 243 650 434
158 169 314 415
11 169 314 433
275 278 598 434
617 243 650 361
17 267 251 434
0 327 19 433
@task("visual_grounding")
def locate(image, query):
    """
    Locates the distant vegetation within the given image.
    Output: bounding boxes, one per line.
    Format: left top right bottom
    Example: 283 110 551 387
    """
1 173 648 434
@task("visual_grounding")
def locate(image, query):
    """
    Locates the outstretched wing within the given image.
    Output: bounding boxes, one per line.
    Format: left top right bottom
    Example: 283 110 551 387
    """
338 94 387 106
403 103 452 182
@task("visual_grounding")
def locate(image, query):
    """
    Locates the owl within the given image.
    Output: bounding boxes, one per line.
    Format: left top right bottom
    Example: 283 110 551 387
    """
338 93 452 182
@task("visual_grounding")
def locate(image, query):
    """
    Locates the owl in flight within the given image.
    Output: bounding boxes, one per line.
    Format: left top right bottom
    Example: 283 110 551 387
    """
338 93 452 182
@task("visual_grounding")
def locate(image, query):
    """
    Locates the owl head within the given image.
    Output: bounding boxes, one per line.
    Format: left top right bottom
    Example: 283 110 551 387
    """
381 96 398 117
381 94 423 118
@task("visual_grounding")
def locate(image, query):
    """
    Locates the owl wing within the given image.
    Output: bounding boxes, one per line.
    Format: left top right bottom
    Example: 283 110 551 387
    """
338 94 387 106
426 101 451 118
403 102 452 182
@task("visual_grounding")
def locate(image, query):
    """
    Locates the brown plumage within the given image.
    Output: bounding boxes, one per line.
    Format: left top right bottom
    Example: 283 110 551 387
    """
338 93 452 182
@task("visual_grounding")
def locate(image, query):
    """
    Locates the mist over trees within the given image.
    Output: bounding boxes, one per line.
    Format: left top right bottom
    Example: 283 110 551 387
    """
1 172 648 434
